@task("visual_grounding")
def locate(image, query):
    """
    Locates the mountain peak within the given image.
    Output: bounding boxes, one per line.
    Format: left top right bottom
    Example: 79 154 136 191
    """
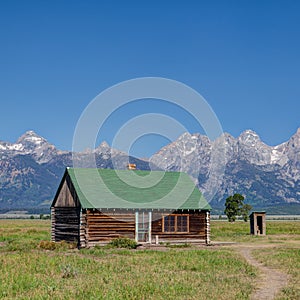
25 130 38 135
239 129 259 138
17 130 46 145
100 141 110 147
238 129 261 145
177 132 210 143
94 141 111 154
14 130 57 163
178 132 192 140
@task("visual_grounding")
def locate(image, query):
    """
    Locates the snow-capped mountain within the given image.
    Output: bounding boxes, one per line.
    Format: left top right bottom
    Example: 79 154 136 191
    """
0 130 60 163
0 131 152 211
236 129 288 166
150 128 300 210
0 129 299 213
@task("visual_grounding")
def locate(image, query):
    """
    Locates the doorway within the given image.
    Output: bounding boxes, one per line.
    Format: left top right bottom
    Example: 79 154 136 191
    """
135 211 152 242
257 215 263 235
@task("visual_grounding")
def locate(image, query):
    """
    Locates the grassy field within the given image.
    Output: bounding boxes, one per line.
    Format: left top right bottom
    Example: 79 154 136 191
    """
0 219 299 299
211 220 300 242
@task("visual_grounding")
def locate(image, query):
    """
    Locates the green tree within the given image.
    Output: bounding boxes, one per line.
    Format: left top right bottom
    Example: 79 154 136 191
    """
224 194 252 222
241 204 252 222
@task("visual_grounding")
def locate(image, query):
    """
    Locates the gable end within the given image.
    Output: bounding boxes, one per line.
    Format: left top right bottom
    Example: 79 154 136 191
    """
51 169 80 208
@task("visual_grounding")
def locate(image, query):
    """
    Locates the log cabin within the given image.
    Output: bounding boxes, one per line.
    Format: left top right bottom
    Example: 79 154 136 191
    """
51 167 211 248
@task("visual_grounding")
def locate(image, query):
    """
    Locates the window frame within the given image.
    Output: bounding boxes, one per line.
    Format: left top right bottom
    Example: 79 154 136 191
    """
162 214 189 233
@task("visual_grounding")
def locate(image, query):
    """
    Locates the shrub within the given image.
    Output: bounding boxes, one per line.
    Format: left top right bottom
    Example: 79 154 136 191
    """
38 240 77 250
38 241 57 250
107 238 138 249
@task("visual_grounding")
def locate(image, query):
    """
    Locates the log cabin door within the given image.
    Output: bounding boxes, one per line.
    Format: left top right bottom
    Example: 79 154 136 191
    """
135 211 152 243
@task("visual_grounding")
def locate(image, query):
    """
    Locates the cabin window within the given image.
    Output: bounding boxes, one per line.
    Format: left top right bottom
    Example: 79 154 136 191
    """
163 215 189 233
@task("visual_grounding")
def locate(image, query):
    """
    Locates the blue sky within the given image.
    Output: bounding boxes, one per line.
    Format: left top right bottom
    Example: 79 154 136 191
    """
0 0 300 157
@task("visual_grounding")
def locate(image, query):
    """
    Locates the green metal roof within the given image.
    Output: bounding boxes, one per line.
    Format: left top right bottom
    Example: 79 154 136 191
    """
66 168 211 210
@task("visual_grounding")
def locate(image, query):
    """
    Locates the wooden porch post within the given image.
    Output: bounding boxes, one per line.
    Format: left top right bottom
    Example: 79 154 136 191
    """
135 211 139 242
205 211 210 245
148 211 152 243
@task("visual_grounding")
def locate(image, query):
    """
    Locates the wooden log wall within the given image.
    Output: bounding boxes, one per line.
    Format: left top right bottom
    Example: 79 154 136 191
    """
52 207 80 244
151 210 207 242
85 209 135 247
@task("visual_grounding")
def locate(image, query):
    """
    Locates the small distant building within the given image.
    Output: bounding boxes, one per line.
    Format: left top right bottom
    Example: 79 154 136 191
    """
250 212 266 235
51 168 212 248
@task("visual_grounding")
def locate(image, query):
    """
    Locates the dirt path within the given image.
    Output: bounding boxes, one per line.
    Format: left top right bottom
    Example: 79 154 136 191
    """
237 246 288 300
